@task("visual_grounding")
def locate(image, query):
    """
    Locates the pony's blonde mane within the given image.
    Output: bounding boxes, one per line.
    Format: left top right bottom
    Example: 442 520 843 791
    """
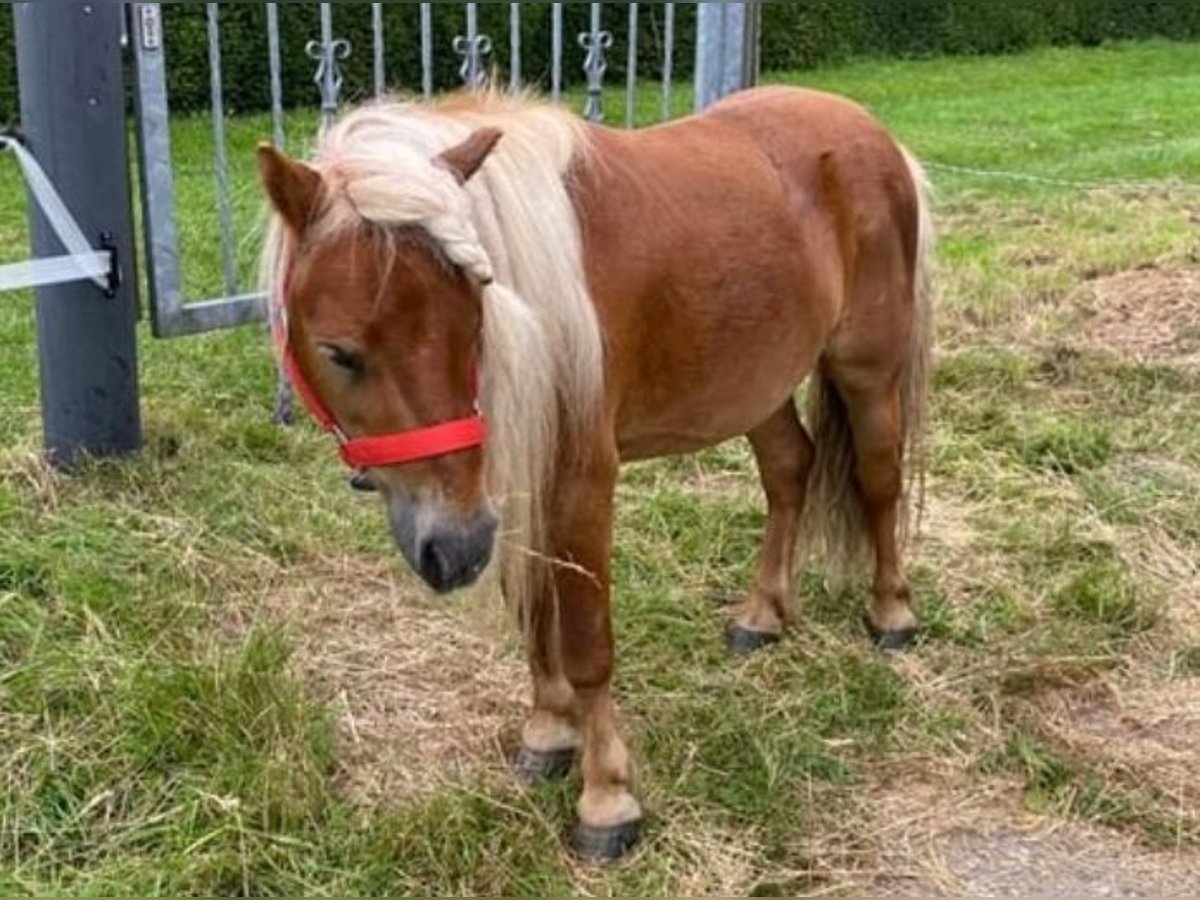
262 93 605 618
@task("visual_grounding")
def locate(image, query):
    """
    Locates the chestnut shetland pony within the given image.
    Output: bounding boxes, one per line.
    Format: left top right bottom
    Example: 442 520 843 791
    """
258 85 934 861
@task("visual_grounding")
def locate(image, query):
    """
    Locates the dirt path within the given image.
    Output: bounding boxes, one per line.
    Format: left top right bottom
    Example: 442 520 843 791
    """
868 809 1199 897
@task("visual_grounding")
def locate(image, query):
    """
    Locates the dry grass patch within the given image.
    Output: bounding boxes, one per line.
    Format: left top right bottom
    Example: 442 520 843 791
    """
1117 520 1200 643
0 448 64 511
1085 454 1200 642
259 562 525 805
1028 676 1200 816
1083 266 1200 367
919 488 983 556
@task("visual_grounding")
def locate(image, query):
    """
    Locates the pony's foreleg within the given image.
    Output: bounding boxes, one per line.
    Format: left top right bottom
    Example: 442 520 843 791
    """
727 401 815 655
550 452 642 862
514 602 581 784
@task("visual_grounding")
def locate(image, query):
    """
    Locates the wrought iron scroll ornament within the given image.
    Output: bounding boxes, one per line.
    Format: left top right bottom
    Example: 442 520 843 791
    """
579 28 614 122
454 33 494 89
306 34 352 130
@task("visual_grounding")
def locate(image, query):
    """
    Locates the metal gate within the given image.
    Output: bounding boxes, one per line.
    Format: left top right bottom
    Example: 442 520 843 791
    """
128 2 762 339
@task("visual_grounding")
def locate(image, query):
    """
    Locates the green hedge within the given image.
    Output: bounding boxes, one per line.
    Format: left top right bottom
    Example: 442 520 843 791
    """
2 1 1199 122
761 0 1200 67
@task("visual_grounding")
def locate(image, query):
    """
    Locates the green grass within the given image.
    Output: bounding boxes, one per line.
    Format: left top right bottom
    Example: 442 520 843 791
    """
3 39 1200 895
792 39 1200 187
990 731 1199 851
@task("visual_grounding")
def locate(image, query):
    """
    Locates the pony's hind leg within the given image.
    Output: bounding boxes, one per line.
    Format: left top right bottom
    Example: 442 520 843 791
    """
832 373 919 649
727 401 815 654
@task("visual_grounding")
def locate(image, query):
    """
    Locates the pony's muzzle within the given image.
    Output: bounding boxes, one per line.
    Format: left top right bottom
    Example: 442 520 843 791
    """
389 495 497 595
417 521 496 594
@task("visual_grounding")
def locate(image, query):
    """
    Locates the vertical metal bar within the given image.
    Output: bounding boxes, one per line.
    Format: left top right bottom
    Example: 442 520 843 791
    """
626 2 639 128
372 2 385 96
744 2 763 92
268 3 290 423
714 4 730 108
206 3 236 296
317 3 334 129
455 6 492 90
421 3 434 99
696 2 756 111
663 1 675 120
131 2 184 337
308 4 350 132
320 4 333 55
267 3 285 149
466 3 479 88
15 2 142 466
552 3 563 102
580 3 612 122
510 3 521 90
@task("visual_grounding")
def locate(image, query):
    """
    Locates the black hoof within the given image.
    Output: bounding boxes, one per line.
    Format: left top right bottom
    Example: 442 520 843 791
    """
864 616 920 652
570 819 641 863
513 746 576 785
726 623 782 656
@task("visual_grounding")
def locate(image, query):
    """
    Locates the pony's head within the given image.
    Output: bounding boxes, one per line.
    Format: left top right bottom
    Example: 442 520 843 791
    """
258 128 504 595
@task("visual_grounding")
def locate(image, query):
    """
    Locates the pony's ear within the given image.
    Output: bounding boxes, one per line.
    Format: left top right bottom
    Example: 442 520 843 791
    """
435 127 503 185
257 143 323 233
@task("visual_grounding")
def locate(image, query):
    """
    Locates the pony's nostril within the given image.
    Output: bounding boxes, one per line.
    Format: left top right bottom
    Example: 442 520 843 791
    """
420 540 453 593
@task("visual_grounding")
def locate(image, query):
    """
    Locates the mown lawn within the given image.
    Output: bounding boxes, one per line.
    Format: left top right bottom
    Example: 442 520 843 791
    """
1 39 1199 896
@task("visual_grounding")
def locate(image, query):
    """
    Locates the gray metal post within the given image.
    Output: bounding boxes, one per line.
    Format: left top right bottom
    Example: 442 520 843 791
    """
695 2 762 111
14 3 141 468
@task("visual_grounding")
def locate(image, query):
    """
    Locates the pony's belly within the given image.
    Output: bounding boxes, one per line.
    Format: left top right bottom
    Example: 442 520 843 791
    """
617 401 783 461
619 427 765 462
615 355 814 462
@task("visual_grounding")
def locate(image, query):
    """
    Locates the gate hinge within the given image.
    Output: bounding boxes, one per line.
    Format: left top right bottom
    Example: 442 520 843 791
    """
99 232 121 299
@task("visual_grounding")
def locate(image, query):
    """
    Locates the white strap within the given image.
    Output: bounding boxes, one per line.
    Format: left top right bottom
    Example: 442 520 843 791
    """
0 252 112 293
0 134 113 293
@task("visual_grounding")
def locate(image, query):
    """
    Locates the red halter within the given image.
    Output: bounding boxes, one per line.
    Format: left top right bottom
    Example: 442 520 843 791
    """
274 294 487 471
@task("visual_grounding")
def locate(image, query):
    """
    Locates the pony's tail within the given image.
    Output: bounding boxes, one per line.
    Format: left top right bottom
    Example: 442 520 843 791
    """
803 367 868 577
803 147 935 577
901 149 936 547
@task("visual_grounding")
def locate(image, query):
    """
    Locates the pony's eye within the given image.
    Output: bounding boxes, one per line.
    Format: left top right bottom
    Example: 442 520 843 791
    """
318 343 365 375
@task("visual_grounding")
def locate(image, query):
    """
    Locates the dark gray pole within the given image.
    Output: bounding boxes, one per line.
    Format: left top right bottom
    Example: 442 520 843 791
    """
14 2 141 469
